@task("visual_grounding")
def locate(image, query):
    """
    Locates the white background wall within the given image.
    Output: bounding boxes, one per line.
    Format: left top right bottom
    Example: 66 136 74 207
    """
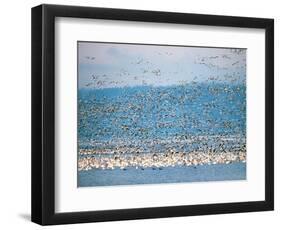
0 0 279 229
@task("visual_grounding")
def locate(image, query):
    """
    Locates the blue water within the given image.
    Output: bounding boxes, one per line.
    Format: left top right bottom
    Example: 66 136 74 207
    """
78 162 246 187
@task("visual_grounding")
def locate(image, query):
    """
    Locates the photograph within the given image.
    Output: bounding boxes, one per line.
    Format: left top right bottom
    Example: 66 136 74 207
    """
77 42 247 187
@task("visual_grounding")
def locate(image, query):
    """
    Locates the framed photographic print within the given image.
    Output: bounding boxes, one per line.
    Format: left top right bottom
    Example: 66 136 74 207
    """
31 4 274 225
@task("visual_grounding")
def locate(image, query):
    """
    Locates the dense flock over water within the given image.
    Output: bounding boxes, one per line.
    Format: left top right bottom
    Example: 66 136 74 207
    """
78 83 246 171
77 43 246 185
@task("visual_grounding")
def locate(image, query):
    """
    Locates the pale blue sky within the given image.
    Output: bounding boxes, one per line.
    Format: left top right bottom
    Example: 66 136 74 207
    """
78 42 246 89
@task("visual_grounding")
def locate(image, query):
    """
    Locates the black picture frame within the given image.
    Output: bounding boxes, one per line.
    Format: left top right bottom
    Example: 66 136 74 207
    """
31 4 274 225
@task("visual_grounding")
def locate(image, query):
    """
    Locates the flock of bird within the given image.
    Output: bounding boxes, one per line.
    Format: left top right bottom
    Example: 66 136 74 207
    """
78 48 246 171
78 149 246 171
83 48 246 88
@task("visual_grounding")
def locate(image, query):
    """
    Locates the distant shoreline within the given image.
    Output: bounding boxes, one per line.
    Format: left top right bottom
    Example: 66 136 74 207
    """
79 81 246 91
